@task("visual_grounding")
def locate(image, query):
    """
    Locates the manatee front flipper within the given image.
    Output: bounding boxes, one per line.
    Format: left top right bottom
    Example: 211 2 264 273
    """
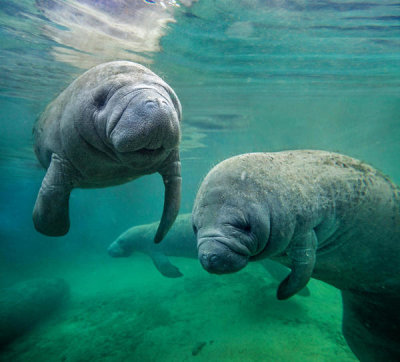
150 251 183 278
277 230 317 300
154 149 182 243
32 153 76 236
341 290 400 362
260 260 311 297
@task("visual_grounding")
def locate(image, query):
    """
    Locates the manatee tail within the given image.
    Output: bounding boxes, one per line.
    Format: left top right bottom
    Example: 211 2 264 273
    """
277 230 317 300
154 149 181 243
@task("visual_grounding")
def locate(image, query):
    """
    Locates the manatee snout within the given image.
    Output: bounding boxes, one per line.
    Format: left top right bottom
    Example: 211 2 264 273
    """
107 242 125 257
142 96 180 150
110 89 180 154
107 239 132 257
198 240 249 274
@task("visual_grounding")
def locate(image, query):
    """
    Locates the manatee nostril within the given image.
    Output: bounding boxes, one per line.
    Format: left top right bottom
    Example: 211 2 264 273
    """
144 98 168 109
210 255 218 264
200 253 213 269
200 254 221 271
144 99 157 109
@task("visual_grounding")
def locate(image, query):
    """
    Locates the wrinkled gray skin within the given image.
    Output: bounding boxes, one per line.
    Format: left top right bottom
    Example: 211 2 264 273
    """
108 213 310 297
192 150 400 361
33 61 182 242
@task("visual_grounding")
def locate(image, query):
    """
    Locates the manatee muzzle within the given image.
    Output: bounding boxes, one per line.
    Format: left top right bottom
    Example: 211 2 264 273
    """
198 238 249 274
109 88 180 154
107 242 124 257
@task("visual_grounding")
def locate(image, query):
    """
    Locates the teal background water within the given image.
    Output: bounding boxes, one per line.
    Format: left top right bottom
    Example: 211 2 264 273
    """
0 1 399 360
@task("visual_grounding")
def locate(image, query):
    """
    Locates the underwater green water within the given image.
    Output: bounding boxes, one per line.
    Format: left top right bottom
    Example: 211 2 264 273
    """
0 0 399 361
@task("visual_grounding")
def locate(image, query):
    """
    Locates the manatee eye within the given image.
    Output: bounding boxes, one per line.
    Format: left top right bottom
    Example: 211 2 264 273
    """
227 219 252 234
192 224 198 235
235 219 251 233
243 224 251 233
93 87 110 108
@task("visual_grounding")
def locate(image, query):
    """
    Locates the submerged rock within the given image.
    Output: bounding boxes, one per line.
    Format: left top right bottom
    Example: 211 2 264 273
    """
0 278 70 347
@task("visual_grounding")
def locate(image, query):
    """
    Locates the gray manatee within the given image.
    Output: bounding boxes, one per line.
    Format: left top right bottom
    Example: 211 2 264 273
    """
33 61 182 242
108 213 196 278
108 213 310 297
192 150 400 361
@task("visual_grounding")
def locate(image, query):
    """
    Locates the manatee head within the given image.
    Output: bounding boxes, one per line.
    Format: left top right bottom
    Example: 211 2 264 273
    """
192 157 271 274
107 224 149 257
92 79 182 169
107 237 132 257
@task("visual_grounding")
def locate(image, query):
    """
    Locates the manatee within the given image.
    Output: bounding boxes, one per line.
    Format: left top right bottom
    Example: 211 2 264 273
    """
108 213 195 278
192 150 400 361
33 61 182 242
108 213 310 296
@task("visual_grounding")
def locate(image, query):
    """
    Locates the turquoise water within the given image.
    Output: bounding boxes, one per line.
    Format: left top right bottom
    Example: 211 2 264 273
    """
0 1 399 360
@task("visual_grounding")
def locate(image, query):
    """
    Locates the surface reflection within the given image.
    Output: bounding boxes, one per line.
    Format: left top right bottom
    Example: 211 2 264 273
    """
36 0 196 68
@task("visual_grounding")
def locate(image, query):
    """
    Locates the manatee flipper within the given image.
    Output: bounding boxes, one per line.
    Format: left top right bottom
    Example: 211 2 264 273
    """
154 150 182 243
150 251 183 278
277 230 317 300
32 153 76 236
341 290 400 362
260 260 311 297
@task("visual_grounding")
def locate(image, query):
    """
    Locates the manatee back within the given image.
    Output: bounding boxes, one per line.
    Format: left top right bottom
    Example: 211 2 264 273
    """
152 213 197 258
258 151 400 292
216 150 400 225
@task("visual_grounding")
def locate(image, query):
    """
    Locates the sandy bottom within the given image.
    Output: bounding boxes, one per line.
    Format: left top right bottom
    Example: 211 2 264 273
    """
0 252 356 361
